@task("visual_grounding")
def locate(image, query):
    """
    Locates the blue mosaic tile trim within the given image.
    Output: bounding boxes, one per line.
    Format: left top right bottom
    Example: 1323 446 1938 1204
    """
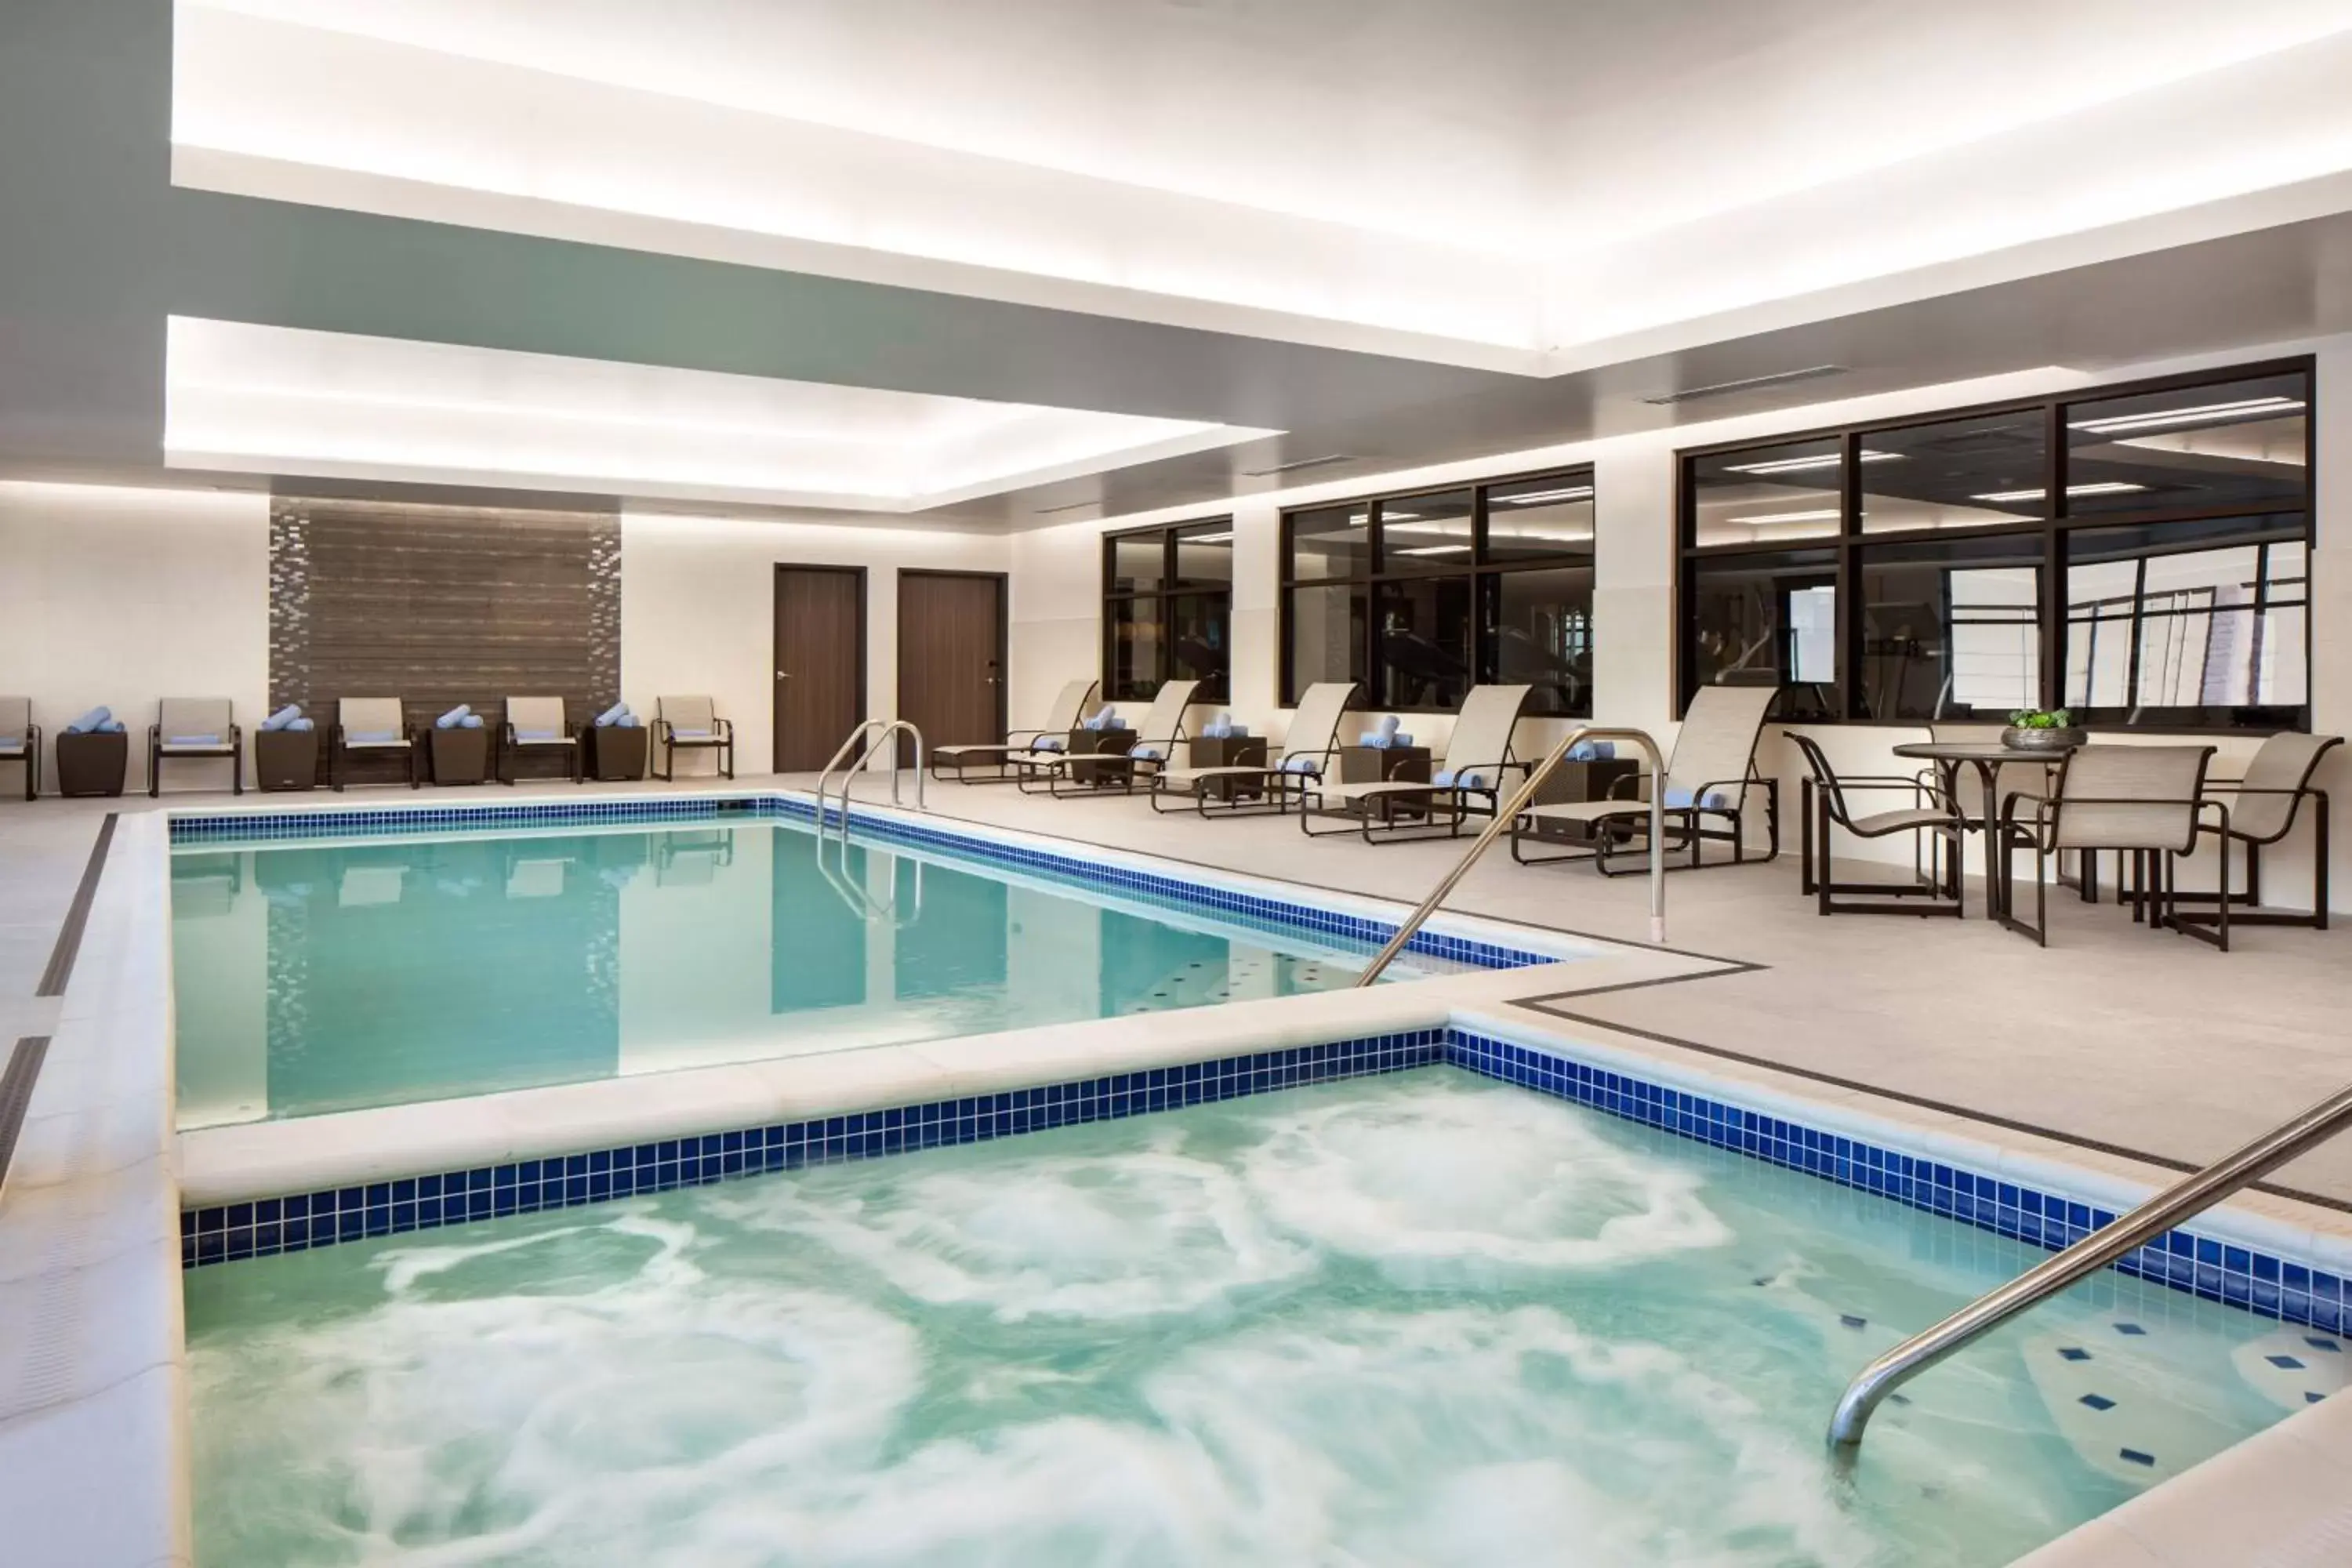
168 793 1561 971
1446 1029 2348 1334
169 795 751 842
181 1029 1446 1268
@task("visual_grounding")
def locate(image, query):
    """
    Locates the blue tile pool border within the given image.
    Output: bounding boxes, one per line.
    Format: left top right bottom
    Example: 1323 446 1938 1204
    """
164 793 1562 971
180 1024 2349 1334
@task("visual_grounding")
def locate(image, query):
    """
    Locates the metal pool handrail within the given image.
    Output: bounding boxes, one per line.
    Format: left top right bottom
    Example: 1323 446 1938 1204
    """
1352 724 1668 986
817 720 927 828
1828 1079 2352 1454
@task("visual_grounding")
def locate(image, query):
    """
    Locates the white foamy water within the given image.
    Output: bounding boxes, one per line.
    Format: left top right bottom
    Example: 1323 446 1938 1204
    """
187 1073 2292 1566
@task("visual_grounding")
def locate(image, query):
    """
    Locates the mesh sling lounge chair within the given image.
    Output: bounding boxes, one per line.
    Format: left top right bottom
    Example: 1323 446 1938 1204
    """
0 698 37 801
1510 683 1781 875
931 678 1099 784
1298 684 1532 842
1991 744 2220 949
1148 681 1360 817
654 695 735 780
2164 731 2341 934
499 696 583 785
1788 732 1962 917
332 697 421 790
1015 680 1198 797
149 698 241 797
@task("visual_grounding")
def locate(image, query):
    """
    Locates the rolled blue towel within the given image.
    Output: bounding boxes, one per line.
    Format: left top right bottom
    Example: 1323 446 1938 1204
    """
286 717 315 732
436 704 471 729
459 713 485 729
594 701 628 728
262 704 302 732
1664 785 1729 810
617 714 641 728
1376 713 1400 737
1130 744 1165 761
1030 735 1066 753
168 734 222 746
1357 730 1382 746
99 720 126 734
1279 755 1322 776
1223 724 1249 739
1435 768 1487 790
1083 706 1120 731
347 728 396 742
67 706 111 734
515 727 561 740
1391 733 1412 748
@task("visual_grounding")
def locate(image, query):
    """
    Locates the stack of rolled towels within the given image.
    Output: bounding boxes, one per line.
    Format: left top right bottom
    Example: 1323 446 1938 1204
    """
1080 706 1120 731
1566 739 1615 761
434 704 487 730
1357 713 1413 749
62 706 127 735
1200 711 1249 739
261 704 315 733
593 702 642 729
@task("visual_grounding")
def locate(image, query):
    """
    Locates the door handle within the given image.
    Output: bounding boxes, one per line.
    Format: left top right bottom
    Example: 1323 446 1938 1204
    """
775 671 790 681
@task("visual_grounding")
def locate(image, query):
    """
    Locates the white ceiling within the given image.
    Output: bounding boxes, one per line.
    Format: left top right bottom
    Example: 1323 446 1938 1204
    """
174 0 2352 372
163 318 1276 510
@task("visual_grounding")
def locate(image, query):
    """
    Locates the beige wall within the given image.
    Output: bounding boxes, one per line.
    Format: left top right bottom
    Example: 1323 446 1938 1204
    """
0 484 268 795
1007 334 2352 909
621 513 1009 775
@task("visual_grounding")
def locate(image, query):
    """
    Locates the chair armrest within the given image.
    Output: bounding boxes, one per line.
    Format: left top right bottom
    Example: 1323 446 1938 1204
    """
716 717 735 738
230 724 243 746
330 724 346 746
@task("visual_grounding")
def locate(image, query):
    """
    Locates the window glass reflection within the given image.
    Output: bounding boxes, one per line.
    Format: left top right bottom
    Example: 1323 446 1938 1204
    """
1690 438 1844 546
1172 523 1232 588
1484 475 1595 562
1377 491 1475 572
1375 576 1473 710
1167 593 1229 700
1106 597 1163 702
2063 515 2307 725
1856 536 2042 720
1486 567 1592 717
1859 409 2049 534
1289 506 1369 579
1685 549 1839 720
1108 534 1163 593
2064 374 2309 517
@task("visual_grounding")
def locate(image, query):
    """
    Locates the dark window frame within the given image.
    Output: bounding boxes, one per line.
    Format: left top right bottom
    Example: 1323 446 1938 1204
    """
1101 518 1232 704
1673 357 2315 732
1277 465 1596 713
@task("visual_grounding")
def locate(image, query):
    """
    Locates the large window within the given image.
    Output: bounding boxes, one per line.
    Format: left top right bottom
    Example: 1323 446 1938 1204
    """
1678 361 2312 729
1103 520 1231 703
1281 469 1594 714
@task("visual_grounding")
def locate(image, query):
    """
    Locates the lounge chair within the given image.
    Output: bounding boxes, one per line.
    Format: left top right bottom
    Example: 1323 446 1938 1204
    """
931 678 1099 784
1788 732 1962 916
1992 744 2220 948
1298 684 1532 842
149 698 241 797
1510 683 1781 874
0 698 37 800
1148 681 1360 816
332 698 421 790
653 695 735 780
1015 680 1200 797
499 696 582 785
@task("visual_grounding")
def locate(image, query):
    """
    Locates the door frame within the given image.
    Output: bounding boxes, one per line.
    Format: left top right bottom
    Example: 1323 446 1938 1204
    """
773 562 868 775
897 568 1010 751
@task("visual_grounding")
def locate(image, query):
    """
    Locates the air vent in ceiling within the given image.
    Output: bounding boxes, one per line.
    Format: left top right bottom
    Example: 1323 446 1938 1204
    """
1642 365 1848 406
1242 453 1357 477
1033 499 1102 514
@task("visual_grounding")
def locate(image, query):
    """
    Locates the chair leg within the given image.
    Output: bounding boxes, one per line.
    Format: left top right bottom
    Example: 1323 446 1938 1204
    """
1816 796 1832 916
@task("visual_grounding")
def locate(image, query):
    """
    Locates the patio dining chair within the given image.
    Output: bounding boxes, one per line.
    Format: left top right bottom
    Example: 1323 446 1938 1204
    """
1788 733 1962 916
0 697 38 800
1991 744 2221 949
931 677 1098 784
149 698 241 797
499 696 583 785
1016 679 1199 797
2169 731 2342 933
1510 682 1780 875
1149 680 1360 817
1297 684 1533 843
332 697 421 790
653 695 735 780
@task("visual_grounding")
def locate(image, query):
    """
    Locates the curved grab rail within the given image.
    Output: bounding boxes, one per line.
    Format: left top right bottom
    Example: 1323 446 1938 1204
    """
818 720 927 829
1828 1079 2352 1454
1352 724 1668 986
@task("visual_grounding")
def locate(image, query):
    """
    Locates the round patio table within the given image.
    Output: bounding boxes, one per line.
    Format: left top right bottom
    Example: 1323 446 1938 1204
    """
1890 740 2082 917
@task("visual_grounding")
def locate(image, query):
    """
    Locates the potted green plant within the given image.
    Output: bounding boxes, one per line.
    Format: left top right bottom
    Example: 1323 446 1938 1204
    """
2002 707 2088 752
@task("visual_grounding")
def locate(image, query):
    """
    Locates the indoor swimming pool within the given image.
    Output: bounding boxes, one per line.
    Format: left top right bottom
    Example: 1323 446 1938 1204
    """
168 809 1548 1127
183 1071 2325 1568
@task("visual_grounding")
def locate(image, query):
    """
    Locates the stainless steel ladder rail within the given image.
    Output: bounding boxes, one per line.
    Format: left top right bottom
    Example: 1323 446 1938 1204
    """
1353 724 1670 986
1829 1079 2352 1454
815 720 927 829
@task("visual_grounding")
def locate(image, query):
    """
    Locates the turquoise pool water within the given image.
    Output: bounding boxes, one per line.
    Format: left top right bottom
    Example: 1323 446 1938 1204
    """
184 1072 2325 1567
169 821 1475 1127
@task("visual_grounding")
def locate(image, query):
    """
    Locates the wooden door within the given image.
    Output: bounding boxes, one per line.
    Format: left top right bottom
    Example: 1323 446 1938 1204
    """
896 571 1007 765
773 566 866 772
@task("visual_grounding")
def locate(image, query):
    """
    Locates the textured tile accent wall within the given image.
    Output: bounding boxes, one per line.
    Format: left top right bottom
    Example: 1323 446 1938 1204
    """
269 496 620 781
